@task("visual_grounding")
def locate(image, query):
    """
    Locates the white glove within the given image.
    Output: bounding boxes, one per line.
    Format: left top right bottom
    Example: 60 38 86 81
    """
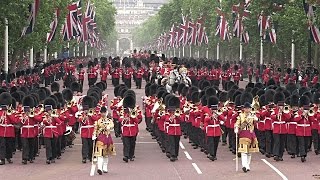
92 135 97 141
220 121 224 125
234 127 239 134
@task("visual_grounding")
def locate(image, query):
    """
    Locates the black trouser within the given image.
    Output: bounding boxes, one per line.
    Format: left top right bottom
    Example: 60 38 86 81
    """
34 137 39 157
113 118 121 136
198 128 205 148
265 130 274 155
44 137 57 160
312 129 319 152
190 126 199 146
79 79 84 87
82 138 93 159
73 122 79 134
0 137 14 160
112 78 119 87
168 135 180 158
15 129 22 150
145 117 152 131
122 136 136 159
136 78 142 89
61 135 66 150
287 134 298 155
56 136 62 157
297 136 310 157
160 131 167 151
186 122 192 140
273 134 286 158
249 75 252 82
88 78 95 87
227 128 236 151
255 76 260 83
207 136 220 157
21 138 35 160
124 78 131 89
255 129 266 151
45 77 50 87
221 125 227 143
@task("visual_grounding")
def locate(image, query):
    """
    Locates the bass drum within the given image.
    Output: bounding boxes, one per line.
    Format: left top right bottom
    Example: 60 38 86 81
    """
64 126 76 142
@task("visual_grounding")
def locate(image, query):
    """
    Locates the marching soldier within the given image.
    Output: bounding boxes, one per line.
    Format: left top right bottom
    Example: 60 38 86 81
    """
0 93 16 165
92 106 116 175
78 64 85 87
20 96 43 164
135 62 144 89
287 94 299 158
119 95 142 162
110 85 126 137
122 64 134 89
100 63 109 84
111 62 121 87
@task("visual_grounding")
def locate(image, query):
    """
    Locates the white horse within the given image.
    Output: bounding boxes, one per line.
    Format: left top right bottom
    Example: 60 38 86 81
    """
161 69 192 92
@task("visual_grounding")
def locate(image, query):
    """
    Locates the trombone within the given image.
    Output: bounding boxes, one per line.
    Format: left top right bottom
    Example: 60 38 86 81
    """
7 105 15 116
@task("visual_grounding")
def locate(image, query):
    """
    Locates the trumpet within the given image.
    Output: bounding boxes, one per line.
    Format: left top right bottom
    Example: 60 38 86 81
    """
51 109 59 118
308 108 315 116
130 108 137 118
88 109 95 116
283 105 290 114
175 109 182 116
67 101 74 108
7 105 14 115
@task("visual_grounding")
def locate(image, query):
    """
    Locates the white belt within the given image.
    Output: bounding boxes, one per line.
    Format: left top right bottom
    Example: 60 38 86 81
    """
22 125 34 128
259 120 265 123
45 126 57 128
123 124 135 127
297 124 310 127
287 122 297 125
207 124 220 128
0 124 13 127
168 124 180 127
273 121 286 124
69 115 74 117
81 125 94 128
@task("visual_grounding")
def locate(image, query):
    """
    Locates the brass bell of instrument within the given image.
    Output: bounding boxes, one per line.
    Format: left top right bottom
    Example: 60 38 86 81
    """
175 109 181 116
283 105 290 114
88 109 94 116
308 108 315 116
29 108 35 118
130 108 137 118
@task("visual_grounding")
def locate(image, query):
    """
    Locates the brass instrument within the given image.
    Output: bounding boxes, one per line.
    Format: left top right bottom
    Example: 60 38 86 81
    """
29 108 35 118
119 108 124 117
7 105 14 115
175 109 181 116
283 105 290 114
67 101 74 108
158 104 166 116
308 108 315 116
88 109 94 116
217 108 224 116
130 108 137 118
51 109 59 118
251 95 260 111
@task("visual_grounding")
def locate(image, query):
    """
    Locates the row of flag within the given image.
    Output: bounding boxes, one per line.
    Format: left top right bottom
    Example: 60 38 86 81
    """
154 15 209 52
21 0 105 50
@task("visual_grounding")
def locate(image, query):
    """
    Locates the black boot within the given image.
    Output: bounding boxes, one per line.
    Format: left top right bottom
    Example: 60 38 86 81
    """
301 156 306 162
22 159 27 164
123 157 128 163
97 169 103 175
82 159 86 163
46 159 51 164
0 159 4 165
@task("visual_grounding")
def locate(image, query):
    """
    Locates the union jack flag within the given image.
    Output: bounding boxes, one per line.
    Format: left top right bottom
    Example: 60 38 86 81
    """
179 15 190 46
168 24 176 48
303 0 320 44
62 1 81 41
196 16 208 45
215 8 231 41
47 9 59 43
21 0 40 36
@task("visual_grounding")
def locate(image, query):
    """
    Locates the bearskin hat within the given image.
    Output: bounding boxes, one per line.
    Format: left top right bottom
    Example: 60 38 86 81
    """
62 89 73 102
259 95 267 107
79 63 84 69
285 82 297 94
303 91 313 102
235 94 242 107
314 68 319 75
200 80 211 90
22 96 35 108
254 82 264 89
313 92 320 104
219 91 228 103
201 95 208 106
265 89 276 104
240 92 253 105
290 94 300 107
157 90 167 99
119 88 128 98
267 79 276 86
250 87 259 97
11 91 22 103
19 86 29 95
149 84 158 96
189 86 199 94
54 92 64 107
181 86 189 97
245 87 252 93
31 93 40 106
41 87 51 97
246 82 255 89
114 84 126 97
232 90 243 102
299 87 310 96
282 90 291 98
123 96 136 109
285 97 291 105
234 65 239 71
167 96 180 109
50 82 60 93
227 89 236 101
207 96 219 107
226 81 235 91
124 90 136 98
205 87 216 97
71 82 81 92
273 92 285 104
172 83 179 93
96 82 105 91
82 96 94 109
44 97 57 109
0 92 12 106
299 95 310 108
10 86 17 93
191 91 200 103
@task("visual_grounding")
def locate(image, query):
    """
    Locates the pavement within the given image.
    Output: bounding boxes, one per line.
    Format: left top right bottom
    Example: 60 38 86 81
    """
1 76 320 180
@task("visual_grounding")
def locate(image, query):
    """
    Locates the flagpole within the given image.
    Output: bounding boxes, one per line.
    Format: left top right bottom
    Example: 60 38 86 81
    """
4 18 8 84
54 52 58 59
189 46 192 57
85 42 88 56
182 46 185 57
291 31 295 68
73 46 76 57
173 48 176 57
239 42 243 61
44 46 48 63
260 36 263 65
206 47 209 59
217 42 220 60
197 49 200 58
179 47 181 57
67 42 70 57
30 47 34 68
77 45 80 56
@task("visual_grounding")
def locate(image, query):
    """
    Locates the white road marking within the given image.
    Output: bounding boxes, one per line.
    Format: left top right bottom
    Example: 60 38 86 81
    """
184 151 192 160
179 141 185 149
173 166 182 180
192 163 203 174
261 159 288 180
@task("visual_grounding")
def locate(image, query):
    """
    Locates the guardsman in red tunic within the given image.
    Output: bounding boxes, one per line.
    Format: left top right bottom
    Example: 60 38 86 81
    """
301 69 310 87
0 93 17 165
293 96 314 162
110 85 125 138
247 63 253 83
78 97 100 163
233 65 241 85
204 97 224 161
100 63 108 84
135 62 144 89
87 61 96 87
162 95 183 162
312 68 319 86
270 94 291 162
78 64 85 87
189 91 202 149
19 96 43 164
111 62 121 87
312 93 320 155
119 96 142 162
283 68 291 85
42 98 64 164
123 64 134 89
273 68 281 85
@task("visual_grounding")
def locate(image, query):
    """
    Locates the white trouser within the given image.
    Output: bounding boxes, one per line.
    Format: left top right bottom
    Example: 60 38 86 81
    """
241 153 251 170
97 157 103 170
103 157 109 172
